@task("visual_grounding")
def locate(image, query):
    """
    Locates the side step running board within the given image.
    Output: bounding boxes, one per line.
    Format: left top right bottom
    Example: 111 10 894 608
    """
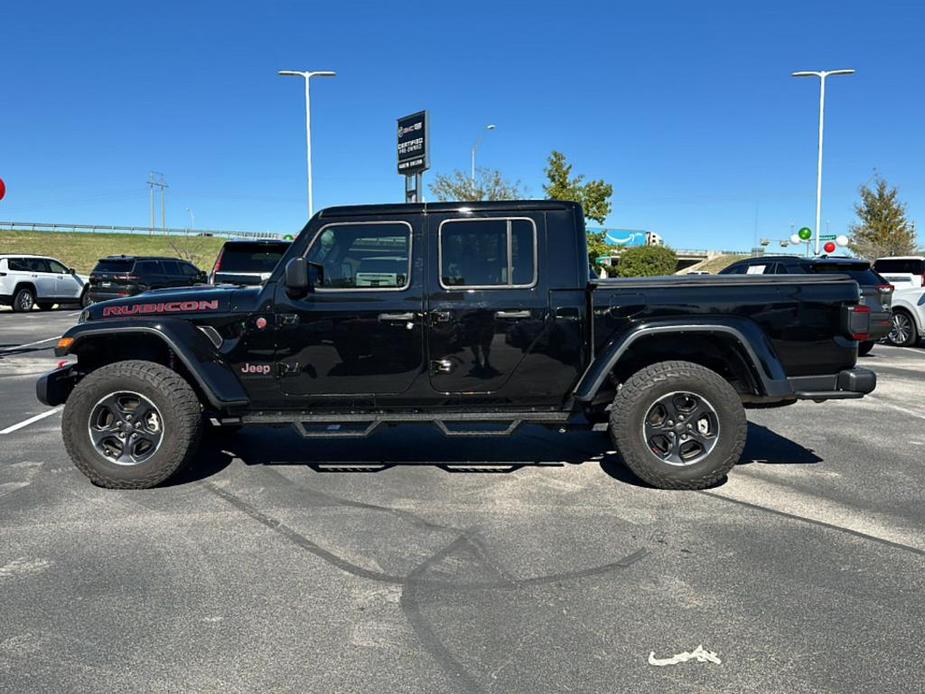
240 411 571 439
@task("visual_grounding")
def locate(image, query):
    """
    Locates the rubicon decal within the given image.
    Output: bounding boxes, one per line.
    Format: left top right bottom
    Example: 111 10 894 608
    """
102 300 220 317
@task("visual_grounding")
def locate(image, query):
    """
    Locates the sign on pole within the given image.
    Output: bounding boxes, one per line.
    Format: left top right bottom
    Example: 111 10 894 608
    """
397 111 429 175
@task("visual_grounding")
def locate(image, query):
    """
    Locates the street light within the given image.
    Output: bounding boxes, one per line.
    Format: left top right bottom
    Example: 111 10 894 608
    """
792 68 855 256
471 124 496 180
186 208 195 234
278 69 337 218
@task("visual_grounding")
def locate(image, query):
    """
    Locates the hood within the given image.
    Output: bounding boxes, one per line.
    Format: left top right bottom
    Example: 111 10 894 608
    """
84 285 262 321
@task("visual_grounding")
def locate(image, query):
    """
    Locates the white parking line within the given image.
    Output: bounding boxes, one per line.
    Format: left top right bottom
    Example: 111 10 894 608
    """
0 336 60 353
865 395 925 421
877 344 925 357
0 407 63 435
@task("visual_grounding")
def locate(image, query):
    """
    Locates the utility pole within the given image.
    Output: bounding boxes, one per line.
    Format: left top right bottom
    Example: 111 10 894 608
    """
147 171 167 234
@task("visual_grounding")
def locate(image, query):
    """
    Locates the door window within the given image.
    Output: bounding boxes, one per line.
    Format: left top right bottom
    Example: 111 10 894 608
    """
161 260 183 276
439 218 536 288
47 259 69 274
136 260 164 275
305 222 412 290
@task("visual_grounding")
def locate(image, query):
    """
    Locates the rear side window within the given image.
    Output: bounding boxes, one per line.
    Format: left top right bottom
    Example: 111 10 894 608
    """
219 243 288 274
135 260 164 274
7 258 29 272
721 264 747 275
439 218 536 288
873 258 925 275
811 263 882 285
161 260 183 275
93 259 133 273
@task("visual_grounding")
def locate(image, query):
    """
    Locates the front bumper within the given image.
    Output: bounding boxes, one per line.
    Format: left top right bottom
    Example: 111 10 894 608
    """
788 367 877 401
36 364 79 407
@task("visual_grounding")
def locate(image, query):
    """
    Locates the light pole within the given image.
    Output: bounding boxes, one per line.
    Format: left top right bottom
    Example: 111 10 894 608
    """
187 208 195 235
792 69 855 256
279 69 336 218
471 124 496 181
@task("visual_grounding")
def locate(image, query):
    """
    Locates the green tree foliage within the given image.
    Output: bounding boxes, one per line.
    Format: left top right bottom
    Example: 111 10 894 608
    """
543 151 613 224
429 168 523 202
615 245 678 278
848 175 918 259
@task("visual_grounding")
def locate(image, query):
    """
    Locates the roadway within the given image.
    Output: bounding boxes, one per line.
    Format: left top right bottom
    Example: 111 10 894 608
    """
0 309 923 693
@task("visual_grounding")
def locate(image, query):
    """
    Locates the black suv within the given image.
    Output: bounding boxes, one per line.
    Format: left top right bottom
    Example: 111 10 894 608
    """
209 240 291 286
87 256 207 303
720 255 893 354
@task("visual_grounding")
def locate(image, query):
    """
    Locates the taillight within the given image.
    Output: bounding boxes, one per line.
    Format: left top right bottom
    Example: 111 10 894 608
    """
213 249 224 275
878 284 894 294
845 304 871 341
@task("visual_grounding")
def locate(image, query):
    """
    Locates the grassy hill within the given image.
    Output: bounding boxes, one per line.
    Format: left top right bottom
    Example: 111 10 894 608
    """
676 254 744 275
0 231 225 273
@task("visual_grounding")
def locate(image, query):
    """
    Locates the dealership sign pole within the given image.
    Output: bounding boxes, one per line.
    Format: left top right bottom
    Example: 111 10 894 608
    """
397 111 429 203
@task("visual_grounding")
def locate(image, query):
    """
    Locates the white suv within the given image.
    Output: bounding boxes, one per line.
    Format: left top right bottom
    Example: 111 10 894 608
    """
0 255 91 312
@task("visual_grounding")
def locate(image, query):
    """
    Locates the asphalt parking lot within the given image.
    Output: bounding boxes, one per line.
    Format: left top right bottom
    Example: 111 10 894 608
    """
1 309 923 693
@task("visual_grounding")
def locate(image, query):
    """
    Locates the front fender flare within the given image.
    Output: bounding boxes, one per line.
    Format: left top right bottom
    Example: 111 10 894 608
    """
57 319 250 410
572 318 792 402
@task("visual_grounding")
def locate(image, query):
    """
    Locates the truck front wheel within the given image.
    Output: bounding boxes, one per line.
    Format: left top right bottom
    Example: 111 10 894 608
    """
609 361 747 490
62 360 202 489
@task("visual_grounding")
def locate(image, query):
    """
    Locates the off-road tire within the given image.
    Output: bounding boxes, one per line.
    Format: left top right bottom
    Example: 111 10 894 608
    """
609 360 747 490
857 341 875 356
37 302 55 311
12 286 35 312
62 360 202 489
80 289 92 308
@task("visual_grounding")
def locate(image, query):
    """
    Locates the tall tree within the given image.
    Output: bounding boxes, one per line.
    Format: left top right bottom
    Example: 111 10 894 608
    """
848 175 918 259
543 151 613 224
429 168 523 202
615 245 678 278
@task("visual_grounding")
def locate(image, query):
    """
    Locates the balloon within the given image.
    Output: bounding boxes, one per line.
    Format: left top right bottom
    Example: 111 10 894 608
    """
823 241 836 254
0 177 5 201
798 227 812 241
790 234 802 245
836 234 849 247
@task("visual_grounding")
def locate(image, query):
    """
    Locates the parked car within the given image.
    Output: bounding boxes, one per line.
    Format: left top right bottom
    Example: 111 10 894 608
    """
719 255 893 355
0 254 90 311
873 256 925 288
888 286 925 347
878 273 917 289
209 239 290 286
41 200 875 491
87 256 206 303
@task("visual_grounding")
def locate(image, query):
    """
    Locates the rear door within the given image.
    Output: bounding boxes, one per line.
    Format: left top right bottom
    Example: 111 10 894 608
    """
425 213 549 397
26 258 57 298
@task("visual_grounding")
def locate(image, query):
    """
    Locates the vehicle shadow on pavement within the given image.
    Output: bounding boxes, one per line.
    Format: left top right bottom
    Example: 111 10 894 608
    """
172 421 820 489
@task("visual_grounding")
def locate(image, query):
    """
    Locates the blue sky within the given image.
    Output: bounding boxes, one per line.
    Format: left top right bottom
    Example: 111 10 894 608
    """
1 0 922 251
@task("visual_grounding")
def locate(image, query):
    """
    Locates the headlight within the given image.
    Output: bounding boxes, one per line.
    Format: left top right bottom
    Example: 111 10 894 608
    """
78 309 90 324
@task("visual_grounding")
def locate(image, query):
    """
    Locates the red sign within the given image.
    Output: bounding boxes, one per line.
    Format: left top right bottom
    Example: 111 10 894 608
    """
0 178 5 201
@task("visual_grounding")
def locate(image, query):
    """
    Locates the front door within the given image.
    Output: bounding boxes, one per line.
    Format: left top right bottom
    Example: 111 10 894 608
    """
426 213 549 397
275 218 425 400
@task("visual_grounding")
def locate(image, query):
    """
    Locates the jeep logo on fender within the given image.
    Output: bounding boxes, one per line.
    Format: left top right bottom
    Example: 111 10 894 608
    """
101 300 220 318
240 363 271 375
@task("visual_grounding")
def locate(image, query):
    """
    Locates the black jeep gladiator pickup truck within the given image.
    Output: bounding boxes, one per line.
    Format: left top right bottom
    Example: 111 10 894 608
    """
38 200 876 490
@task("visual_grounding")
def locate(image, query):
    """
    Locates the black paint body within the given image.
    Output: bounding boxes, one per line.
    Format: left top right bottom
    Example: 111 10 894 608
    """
46 201 873 415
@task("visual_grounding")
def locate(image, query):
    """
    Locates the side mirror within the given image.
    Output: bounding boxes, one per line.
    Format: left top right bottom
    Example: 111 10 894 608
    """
68 267 77 275
284 257 310 295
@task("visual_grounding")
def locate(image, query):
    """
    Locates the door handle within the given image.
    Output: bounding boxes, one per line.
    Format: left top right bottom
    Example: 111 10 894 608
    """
378 312 415 322
494 310 531 319
430 310 452 323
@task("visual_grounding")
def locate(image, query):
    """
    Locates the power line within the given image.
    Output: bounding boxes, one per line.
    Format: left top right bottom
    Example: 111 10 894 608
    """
147 171 168 235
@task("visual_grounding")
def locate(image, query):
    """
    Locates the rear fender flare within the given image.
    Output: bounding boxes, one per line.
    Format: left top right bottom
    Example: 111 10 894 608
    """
573 318 792 402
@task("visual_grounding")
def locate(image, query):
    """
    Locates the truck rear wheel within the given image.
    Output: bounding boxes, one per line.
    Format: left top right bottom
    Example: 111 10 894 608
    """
62 360 202 489
609 360 746 490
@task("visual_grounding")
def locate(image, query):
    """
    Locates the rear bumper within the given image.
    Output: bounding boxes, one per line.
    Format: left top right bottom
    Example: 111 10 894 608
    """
36 364 79 407
788 367 877 401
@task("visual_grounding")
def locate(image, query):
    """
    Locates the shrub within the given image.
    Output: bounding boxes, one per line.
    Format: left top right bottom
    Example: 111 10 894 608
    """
615 245 678 277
